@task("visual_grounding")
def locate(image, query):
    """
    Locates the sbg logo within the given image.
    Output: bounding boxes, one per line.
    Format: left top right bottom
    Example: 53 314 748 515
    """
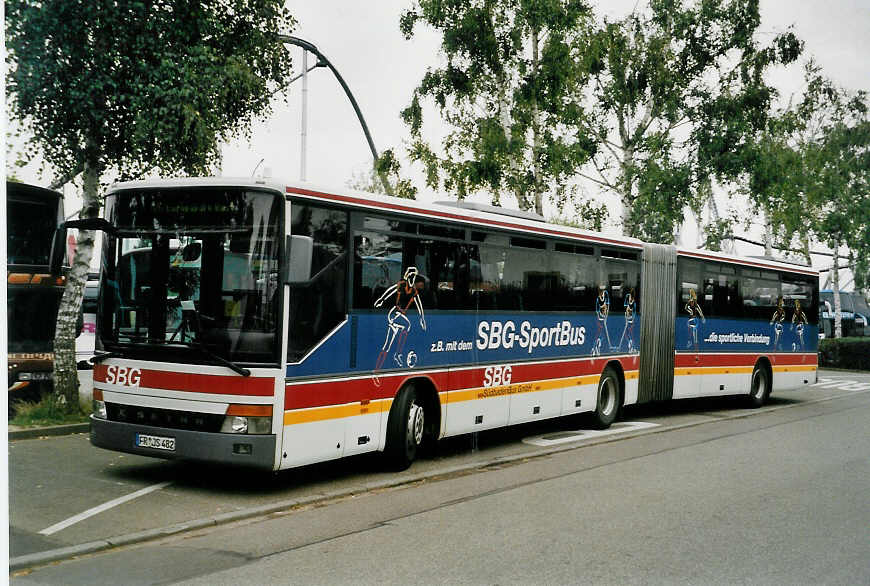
105 365 142 387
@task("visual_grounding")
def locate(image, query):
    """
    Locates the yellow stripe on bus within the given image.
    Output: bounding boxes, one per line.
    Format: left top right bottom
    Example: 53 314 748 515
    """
674 366 754 377
675 365 816 377
283 399 390 425
772 365 817 373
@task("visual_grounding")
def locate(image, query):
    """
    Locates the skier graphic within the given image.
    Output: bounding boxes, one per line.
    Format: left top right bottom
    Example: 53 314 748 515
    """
685 288 705 351
592 285 610 356
770 296 786 351
372 266 427 386
618 287 637 353
791 299 808 351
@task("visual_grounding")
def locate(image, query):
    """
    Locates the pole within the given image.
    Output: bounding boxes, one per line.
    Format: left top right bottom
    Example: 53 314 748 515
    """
300 49 308 182
278 35 393 195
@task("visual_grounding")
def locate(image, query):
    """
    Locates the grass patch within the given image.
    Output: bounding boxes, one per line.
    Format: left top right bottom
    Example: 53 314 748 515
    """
10 394 91 427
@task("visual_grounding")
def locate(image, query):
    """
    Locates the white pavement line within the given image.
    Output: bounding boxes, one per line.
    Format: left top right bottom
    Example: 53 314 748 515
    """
522 421 660 447
38 481 172 536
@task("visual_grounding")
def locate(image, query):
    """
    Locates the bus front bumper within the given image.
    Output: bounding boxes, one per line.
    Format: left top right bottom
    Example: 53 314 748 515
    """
90 415 277 469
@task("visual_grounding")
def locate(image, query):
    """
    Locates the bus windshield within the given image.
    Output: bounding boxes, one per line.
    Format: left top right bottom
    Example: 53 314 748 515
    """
98 188 282 364
7 190 60 266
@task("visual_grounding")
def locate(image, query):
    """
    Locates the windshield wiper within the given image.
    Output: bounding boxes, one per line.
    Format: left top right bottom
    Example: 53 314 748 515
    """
89 352 123 365
173 300 251 377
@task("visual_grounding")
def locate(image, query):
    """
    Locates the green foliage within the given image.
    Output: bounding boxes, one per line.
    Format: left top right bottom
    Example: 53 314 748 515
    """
374 149 419 199
581 0 802 243
400 0 597 215
751 63 870 289
818 337 870 371
10 393 90 427
348 151 418 200
550 198 609 232
6 0 296 180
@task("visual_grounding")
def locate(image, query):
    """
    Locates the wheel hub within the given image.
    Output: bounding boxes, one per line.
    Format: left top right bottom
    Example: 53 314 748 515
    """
408 401 424 446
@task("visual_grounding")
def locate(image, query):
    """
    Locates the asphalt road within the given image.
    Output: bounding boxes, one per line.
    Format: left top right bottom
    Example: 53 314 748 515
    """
9 370 870 584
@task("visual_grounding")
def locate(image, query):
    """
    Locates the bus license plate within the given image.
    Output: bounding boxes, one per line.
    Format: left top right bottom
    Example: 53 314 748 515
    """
136 433 176 452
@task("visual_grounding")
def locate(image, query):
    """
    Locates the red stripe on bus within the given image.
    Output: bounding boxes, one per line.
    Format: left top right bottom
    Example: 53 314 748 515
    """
284 355 640 411
285 186 643 249
673 352 817 368
93 364 274 396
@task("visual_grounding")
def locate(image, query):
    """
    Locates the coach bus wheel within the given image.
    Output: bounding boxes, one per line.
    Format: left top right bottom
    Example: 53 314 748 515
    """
592 366 620 429
385 384 425 470
747 364 770 408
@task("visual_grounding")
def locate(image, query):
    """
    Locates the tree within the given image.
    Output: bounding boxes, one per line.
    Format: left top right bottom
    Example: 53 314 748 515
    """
346 150 419 199
750 64 870 337
6 0 296 408
399 0 598 216
578 0 801 243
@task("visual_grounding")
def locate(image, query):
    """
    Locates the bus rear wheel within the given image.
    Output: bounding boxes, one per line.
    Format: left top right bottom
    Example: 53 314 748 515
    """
747 364 770 408
592 366 620 429
384 383 425 470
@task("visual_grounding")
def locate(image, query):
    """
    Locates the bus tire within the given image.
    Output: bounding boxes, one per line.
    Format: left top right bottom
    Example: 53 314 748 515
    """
384 383 425 471
592 366 620 429
747 363 770 408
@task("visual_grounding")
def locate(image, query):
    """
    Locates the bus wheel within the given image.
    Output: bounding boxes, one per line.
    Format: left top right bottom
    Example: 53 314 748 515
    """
385 384 425 470
747 364 770 408
592 367 620 429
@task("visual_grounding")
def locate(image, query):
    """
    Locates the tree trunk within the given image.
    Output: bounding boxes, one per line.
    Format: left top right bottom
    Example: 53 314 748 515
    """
763 209 774 257
53 161 100 410
801 233 812 267
498 78 520 208
620 145 635 237
531 24 542 216
832 239 842 339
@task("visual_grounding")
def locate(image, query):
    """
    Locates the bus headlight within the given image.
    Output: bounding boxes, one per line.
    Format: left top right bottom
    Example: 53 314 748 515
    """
93 389 107 419
220 415 272 434
221 404 273 434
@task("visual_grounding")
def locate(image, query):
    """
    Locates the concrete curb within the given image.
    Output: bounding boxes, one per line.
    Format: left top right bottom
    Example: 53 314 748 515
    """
10 385 869 572
8 423 90 441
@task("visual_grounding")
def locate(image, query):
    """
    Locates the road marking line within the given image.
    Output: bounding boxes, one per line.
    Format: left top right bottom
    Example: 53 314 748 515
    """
522 421 660 447
38 481 172 536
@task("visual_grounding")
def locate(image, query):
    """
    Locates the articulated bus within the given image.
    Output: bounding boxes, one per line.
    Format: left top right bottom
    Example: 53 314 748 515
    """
7 181 66 400
79 177 818 470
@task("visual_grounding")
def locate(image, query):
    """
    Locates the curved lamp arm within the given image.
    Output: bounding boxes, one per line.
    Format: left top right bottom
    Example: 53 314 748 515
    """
279 35 393 196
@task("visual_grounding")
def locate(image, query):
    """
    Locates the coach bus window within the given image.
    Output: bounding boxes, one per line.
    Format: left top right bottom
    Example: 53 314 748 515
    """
740 269 780 320
678 259 705 316
601 256 640 316
353 232 461 310
550 245 596 311
704 264 741 318
503 241 547 310
474 244 506 310
287 203 348 362
782 276 818 325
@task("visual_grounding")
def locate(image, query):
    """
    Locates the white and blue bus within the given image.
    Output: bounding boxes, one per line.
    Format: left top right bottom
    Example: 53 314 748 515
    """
75 177 818 470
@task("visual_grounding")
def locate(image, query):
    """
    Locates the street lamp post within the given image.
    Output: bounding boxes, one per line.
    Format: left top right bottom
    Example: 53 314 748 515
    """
279 35 393 196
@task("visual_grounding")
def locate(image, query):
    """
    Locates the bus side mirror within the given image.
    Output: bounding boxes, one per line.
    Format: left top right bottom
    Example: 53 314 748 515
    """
48 225 67 277
283 235 313 284
63 217 117 234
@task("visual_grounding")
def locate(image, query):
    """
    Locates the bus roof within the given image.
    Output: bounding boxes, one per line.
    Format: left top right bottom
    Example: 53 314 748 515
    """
6 180 63 204
106 176 819 277
677 247 818 277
